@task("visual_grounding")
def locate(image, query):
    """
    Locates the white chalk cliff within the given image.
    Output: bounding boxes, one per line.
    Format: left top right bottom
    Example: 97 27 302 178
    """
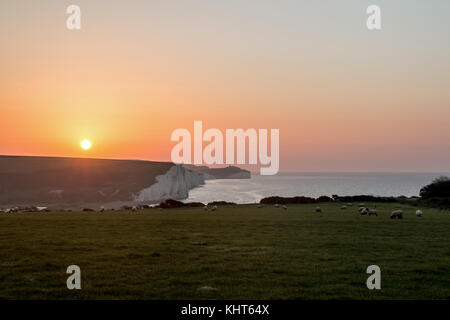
134 165 205 202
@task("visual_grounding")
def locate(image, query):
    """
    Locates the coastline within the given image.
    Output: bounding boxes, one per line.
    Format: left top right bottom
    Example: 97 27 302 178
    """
185 172 450 205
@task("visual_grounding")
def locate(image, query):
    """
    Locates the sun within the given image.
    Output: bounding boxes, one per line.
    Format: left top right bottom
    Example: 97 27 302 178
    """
80 139 92 150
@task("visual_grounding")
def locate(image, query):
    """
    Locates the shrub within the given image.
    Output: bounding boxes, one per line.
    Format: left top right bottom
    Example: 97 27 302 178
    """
420 176 450 199
183 202 205 207
158 199 185 208
260 196 316 205
316 196 333 202
207 201 237 206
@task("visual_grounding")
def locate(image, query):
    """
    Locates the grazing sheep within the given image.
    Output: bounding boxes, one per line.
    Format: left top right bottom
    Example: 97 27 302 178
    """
282 205 288 210
131 206 138 212
315 207 322 213
341 205 347 210
212 205 217 211
390 209 403 219
368 209 378 216
274 204 280 208
359 207 369 215
257 204 264 208
416 210 423 217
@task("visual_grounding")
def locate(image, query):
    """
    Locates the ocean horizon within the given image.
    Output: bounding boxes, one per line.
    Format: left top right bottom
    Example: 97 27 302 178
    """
185 172 450 204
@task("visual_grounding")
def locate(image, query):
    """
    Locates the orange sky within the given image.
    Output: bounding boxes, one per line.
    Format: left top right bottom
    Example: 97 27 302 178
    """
1 1 450 172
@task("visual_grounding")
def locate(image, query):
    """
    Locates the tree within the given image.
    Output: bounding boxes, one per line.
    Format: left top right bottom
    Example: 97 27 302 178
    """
420 176 450 199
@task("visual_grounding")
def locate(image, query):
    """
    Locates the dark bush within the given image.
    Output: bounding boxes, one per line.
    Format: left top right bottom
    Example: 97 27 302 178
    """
316 196 333 202
208 201 237 206
158 199 185 208
183 202 205 207
260 196 316 205
334 195 397 203
420 176 450 199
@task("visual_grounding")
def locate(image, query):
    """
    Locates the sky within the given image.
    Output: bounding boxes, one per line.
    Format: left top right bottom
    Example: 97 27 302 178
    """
1 0 450 172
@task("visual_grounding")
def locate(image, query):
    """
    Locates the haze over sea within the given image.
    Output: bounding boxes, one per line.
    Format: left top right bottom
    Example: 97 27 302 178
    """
186 172 450 204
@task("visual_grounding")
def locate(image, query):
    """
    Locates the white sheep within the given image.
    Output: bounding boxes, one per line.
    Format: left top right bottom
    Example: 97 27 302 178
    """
341 205 347 210
212 205 217 211
391 209 403 219
416 209 423 217
274 204 280 208
282 205 288 210
315 207 322 213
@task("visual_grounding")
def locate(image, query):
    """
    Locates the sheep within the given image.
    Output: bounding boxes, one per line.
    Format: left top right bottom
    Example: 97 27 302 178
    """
416 210 423 217
341 205 347 210
359 207 369 215
315 207 322 213
282 205 288 210
274 204 280 208
390 209 403 219
131 206 138 212
211 205 217 211
257 204 264 208
368 209 378 216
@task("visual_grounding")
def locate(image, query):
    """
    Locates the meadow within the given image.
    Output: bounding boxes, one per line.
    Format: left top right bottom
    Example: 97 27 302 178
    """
0 203 449 300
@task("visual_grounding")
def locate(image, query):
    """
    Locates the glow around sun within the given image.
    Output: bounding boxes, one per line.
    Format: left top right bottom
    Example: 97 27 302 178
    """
81 139 92 150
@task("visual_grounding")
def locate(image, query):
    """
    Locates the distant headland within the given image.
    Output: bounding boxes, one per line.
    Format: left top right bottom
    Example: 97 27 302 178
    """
0 155 250 209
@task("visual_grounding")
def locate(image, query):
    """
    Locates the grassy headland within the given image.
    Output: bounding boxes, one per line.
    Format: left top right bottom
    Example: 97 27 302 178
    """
0 203 449 299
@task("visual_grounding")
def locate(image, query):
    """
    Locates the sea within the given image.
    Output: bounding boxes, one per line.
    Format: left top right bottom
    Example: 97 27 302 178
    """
185 172 450 204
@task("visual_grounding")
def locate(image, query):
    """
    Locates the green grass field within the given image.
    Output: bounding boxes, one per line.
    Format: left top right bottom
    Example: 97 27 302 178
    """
0 203 449 300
